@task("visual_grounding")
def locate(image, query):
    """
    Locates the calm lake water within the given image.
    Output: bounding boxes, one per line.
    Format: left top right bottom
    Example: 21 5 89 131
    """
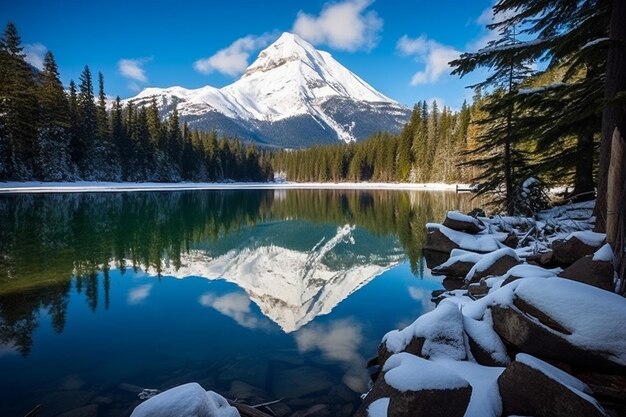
0 189 474 417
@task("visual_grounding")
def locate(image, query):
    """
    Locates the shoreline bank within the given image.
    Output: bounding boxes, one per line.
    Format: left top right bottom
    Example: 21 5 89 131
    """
0 181 471 194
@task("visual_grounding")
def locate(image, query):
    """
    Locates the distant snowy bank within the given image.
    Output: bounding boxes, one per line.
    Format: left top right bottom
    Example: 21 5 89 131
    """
0 181 471 193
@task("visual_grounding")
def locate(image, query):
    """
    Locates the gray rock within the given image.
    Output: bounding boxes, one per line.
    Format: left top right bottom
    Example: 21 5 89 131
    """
498 360 608 417
272 366 334 398
42 390 94 417
56 404 99 417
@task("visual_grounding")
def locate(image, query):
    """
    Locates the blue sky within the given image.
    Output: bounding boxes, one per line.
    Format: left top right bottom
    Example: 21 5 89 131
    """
2 0 496 108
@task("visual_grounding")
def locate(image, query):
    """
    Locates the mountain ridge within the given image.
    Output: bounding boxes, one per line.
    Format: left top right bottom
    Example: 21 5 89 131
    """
124 32 410 147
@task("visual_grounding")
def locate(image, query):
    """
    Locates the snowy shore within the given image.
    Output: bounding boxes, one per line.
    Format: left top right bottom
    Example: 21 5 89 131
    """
0 181 470 193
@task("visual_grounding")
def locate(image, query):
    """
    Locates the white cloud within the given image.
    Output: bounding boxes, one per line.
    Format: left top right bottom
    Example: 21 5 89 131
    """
194 33 276 76
118 57 150 83
396 35 461 85
470 2 517 51
292 0 382 52
24 43 47 70
295 318 368 391
200 292 267 329
128 284 152 305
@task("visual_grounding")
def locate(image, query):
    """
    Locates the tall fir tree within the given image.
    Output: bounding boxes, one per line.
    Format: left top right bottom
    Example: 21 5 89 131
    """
0 22 38 179
37 51 71 180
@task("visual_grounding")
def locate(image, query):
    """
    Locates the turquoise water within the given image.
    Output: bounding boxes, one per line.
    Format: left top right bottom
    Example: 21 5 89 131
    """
0 189 472 416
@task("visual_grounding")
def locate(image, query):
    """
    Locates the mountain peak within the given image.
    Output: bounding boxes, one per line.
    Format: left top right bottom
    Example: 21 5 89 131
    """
243 32 319 77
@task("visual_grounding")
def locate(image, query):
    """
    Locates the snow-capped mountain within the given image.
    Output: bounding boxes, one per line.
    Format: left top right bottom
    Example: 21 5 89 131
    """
124 33 410 147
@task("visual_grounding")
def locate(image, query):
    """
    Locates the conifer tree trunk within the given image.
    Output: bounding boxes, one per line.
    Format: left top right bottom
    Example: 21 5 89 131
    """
572 124 596 201
595 0 626 234
595 0 626 292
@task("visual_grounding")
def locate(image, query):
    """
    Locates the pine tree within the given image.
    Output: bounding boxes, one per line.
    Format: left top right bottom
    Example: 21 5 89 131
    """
0 22 38 179
77 66 97 178
451 20 534 214
37 51 71 180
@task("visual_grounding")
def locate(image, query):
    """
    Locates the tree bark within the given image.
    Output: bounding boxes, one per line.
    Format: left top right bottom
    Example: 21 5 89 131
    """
596 0 626 292
571 123 596 201
595 0 626 233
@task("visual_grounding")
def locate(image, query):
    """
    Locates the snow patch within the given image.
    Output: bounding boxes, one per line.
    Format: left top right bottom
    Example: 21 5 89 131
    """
383 353 470 392
593 243 614 262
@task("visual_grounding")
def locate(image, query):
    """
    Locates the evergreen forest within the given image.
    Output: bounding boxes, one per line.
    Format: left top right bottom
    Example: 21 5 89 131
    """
0 22 273 183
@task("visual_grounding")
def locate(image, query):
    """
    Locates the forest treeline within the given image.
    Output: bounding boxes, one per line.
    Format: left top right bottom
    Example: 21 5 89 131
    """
272 100 474 184
0 22 273 182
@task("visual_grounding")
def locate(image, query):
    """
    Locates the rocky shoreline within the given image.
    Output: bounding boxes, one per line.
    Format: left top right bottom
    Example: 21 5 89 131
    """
356 203 626 417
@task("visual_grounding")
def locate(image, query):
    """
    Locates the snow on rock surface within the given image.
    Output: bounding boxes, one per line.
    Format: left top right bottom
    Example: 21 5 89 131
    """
130 383 240 417
461 277 626 366
565 231 606 247
513 278 626 365
593 243 614 262
367 398 389 417
383 300 466 360
463 311 510 366
515 354 603 411
383 353 470 392
436 359 504 417
426 223 509 253
465 248 520 282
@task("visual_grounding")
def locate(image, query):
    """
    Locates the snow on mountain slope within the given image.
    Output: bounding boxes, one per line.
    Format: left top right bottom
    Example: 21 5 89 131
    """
124 32 409 146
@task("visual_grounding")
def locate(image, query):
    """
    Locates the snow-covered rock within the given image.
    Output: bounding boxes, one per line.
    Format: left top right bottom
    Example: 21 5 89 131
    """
442 211 486 234
552 231 606 266
424 223 510 254
467 278 626 372
432 249 482 278
356 353 472 417
380 300 466 363
465 247 521 283
498 355 608 417
558 253 615 291
130 383 240 417
123 33 409 147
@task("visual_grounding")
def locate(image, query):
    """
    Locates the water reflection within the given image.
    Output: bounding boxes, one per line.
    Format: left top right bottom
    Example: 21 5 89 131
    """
0 189 474 357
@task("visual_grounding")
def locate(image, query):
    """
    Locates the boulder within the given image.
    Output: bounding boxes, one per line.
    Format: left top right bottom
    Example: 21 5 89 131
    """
443 211 485 234
379 301 466 366
130 383 240 417
355 353 472 417
552 232 606 266
502 232 518 249
467 281 489 300
463 313 510 367
465 248 521 284
432 259 476 278
424 229 460 254
527 250 557 268
498 355 607 417
558 254 614 292
424 224 510 254
442 277 466 291
432 249 481 278
491 301 625 373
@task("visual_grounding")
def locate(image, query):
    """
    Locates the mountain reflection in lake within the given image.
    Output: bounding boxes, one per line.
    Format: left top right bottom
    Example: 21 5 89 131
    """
0 189 475 417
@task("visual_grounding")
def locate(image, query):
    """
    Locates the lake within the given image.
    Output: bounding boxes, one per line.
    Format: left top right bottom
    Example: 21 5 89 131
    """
0 189 475 417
